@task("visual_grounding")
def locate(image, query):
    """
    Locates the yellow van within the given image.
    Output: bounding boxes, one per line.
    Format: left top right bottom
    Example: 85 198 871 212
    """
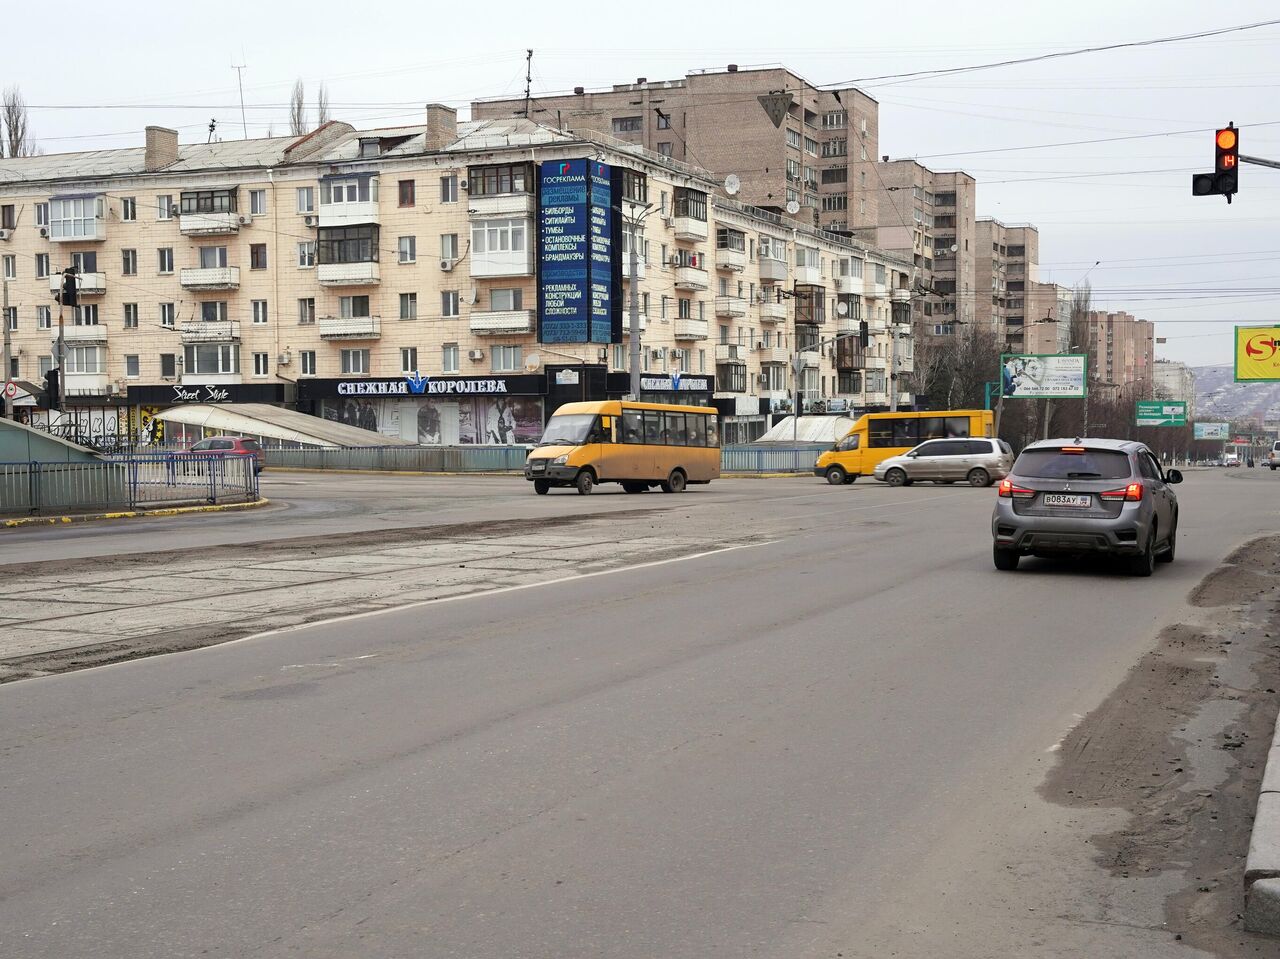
813 409 994 485
525 400 721 495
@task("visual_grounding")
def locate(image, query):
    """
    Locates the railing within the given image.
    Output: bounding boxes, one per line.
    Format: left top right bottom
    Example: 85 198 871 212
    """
0 453 259 516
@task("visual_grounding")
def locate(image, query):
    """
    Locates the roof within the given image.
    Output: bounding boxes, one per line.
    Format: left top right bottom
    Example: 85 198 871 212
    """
445 118 576 152
0 136 300 186
154 403 414 449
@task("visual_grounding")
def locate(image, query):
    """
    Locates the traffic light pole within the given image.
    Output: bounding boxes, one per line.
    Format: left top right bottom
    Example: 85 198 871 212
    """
1 278 10 420
1241 154 1280 171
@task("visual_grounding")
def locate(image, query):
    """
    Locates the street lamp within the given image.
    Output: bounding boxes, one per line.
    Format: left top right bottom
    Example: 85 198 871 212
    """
621 203 656 400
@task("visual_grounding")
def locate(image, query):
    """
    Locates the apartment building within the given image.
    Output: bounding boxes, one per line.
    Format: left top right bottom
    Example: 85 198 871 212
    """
1021 282 1073 353
1152 359 1196 416
473 66 881 231
0 112 913 446
974 218 1040 348
855 159 978 337
1085 310 1155 394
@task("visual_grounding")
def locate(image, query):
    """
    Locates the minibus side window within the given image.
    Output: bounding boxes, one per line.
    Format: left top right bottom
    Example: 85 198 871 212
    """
621 410 643 443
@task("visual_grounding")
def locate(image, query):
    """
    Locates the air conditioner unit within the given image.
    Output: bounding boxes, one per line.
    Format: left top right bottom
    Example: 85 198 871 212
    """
169 205 180 217
38 227 48 239
459 179 470 191
668 255 680 267
650 348 665 359
440 259 455 272
238 215 251 226
303 215 316 228
597 348 608 361
0 230 10 241
756 341 765 350
468 349 484 361
277 352 292 366
758 372 769 385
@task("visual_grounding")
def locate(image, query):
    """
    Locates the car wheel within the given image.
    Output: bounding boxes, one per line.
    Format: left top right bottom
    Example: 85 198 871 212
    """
575 471 594 495
993 546 1020 571
1158 516 1177 564
844 473 858 485
661 469 687 494
1128 527 1157 577
825 465 847 486
967 468 991 488
534 479 550 495
885 468 908 488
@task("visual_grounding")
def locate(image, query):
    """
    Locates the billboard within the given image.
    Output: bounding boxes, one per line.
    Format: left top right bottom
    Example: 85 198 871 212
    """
538 159 620 344
1000 354 1087 399
1235 327 1280 382
1136 400 1187 427
1193 422 1229 440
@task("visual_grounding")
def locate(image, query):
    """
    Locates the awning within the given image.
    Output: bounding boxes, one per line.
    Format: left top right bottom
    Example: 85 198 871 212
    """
155 403 413 449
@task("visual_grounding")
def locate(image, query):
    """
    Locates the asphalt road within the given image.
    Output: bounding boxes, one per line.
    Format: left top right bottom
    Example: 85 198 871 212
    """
1 467 1276 957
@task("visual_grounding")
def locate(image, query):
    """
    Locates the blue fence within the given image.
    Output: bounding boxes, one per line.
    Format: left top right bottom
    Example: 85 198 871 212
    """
1 454 259 516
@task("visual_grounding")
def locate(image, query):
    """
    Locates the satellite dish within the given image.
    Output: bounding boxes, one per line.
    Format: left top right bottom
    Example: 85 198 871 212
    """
723 174 741 196
950 244 958 253
785 200 800 215
524 353 542 373
837 301 849 316
465 287 478 306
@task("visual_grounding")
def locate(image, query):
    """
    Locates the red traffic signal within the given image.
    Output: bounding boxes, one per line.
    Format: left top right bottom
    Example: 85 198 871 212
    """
1193 124 1239 201
1216 126 1239 172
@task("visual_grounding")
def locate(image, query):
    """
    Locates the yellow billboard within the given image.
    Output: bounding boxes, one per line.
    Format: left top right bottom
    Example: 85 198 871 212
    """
1235 327 1280 381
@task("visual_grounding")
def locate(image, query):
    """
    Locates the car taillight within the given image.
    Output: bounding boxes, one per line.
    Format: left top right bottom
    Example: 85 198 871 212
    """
1100 482 1143 502
998 479 1035 499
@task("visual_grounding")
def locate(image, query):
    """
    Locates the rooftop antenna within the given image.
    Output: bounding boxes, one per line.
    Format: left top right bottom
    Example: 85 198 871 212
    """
523 49 534 119
232 62 248 138
207 118 217 143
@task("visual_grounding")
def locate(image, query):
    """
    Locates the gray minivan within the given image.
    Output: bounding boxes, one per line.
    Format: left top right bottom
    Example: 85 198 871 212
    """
873 437 1014 488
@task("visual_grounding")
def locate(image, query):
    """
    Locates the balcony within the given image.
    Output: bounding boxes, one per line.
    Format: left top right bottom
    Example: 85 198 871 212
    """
673 265 708 291
865 282 888 300
471 245 533 278
318 201 380 229
834 276 860 295
620 313 648 334
468 194 535 218
797 350 822 369
48 272 106 296
714 343 747 363
759 258 789 283
715 247 747 272
760 302 787 323
673 318 709 340
180 266 241 291
319 315 381 340
671 216 708 242
469 310 535 336
714 296 747 318
63 372 110 394
622 258 647 281
794 264 822 286
179 212 247 236
179 320 241 343
61 323 108 344
317 262 380 286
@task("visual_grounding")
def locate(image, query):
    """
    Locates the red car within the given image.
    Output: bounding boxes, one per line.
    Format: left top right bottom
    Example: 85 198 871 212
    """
184 436 264 474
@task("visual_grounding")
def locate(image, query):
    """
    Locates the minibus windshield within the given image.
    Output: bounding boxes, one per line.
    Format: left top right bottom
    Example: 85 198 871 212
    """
538 414 596 446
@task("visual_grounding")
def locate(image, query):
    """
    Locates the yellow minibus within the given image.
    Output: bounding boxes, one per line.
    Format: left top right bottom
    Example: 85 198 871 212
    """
813 409 994 485
525 401 720 495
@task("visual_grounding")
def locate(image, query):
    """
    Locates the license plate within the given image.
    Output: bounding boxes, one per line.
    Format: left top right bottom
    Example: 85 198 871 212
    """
1043 493 1091 508
530 462 546 472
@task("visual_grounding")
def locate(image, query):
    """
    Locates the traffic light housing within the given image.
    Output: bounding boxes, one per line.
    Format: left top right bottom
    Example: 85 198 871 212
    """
1192 125 1239 202
57 269 78 307
858 320 869 349
43 368 60 410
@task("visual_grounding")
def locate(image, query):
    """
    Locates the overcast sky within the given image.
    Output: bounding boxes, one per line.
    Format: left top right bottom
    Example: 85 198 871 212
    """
6 0 1278 367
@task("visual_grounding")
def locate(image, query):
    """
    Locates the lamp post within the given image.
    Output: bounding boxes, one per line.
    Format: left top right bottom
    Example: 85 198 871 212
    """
621 203 655 401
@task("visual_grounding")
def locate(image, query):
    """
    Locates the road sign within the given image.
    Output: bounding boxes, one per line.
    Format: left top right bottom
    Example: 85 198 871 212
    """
2 381 16 400
757 93 794 130
1136 401 1186 427
1194 422 1229 440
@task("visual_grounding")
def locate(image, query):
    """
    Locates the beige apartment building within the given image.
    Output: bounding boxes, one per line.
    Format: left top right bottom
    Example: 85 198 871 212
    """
974 218 1040 349
1086 310 1155 395
473 66 881 232
0 111 913 446
1021 282 1073 353
1152 359 1196 417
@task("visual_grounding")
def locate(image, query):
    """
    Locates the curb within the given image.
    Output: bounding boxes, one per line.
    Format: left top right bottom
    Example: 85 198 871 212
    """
267 466 812 480
2 498 270 529
1245 712 1280 935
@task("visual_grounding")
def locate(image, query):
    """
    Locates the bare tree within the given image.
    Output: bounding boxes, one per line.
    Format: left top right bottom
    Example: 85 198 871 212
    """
2 86 37 158
289 79 307 136
316 83 330 126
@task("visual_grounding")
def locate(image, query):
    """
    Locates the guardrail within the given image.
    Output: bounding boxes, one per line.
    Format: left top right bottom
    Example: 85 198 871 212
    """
0 454 259 516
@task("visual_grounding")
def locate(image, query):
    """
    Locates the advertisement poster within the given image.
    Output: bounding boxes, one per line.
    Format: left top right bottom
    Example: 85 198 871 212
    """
1135 401 1187 427
538 159 591 343
588 160 614 344
321 396 544 445
1235 327 1280 382
1194 422 1230 440
1000 354 1087 399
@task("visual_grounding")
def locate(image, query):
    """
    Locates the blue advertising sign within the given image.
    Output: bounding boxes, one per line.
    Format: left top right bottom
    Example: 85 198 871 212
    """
589 161 614 344
538 160 590 343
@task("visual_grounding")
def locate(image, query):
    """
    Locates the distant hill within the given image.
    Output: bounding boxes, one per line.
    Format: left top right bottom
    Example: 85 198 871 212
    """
1194 365 1280 423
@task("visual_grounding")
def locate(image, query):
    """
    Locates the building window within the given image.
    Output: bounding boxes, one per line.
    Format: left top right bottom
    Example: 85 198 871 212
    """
37 306 51 329
35 202 48 227
120 197 137 222
491 288 523 311
49 196 104 240
657 142 673 157
821 138 847 158
612 116 643 134
673 187 707 221
470 218 527 254
399 292 418 319
716 228 746 252
1 255 13 280
657 113 672 130
398 235 416 264
300 351 316 376
3 307 15 331
821 195 848 212
122 354 140 378
180 189 237 214
823 110 847 128
442 343 459 373
158 247 174 273
821 166 848 184
73 304 100 325
199 246 228 269
838 370 861 393
250 244 267 270
441 233 458 260
38 355 52 377
298 298 316 325
440 175 458 203
320 177 377 205
200 301 228 323
717 363 747 393
160 353 177 378
400 347 418 373
35 253 49 278
622 170 647 203
71 251 97 273
66 345 106 374
441 291 460 317
296 187 315 213
491 345 521 372
339 295 371 318
297 242 316 268
123 303 139 328
467 163 531 196
318 225 380 264
120 249 137 275
340 348 370 375
183 343 240 375
252 352 269 376
252 300 268 325
160 303 175 328
250 189 267 216
786 128 801 149
156 195 173 219
398 180 416 207
678 298 692 319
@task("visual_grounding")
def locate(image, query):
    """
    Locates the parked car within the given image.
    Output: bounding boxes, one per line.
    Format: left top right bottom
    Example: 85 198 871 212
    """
1267 442 1280 470
991 438 1182 576
177 436 264 474
1224 453 1241 467
872 437 1013 488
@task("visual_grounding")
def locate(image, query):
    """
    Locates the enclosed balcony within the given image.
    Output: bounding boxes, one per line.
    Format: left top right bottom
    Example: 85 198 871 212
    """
714 343 746 363
834 276 860 295
48 272 106 296
671 216 709 242
759 258 789 283
179 267 240 291
619 314 648 334
673 319 709 340
673 265 708 291
714 296 747 318
753 344 790 365
179 212 247 236
317 262 380 286
469 310 535 335
318 315 381 340
759 302 788 323
794 264 822 286
318 175 380 228
468 194 536 218
179 320 241 343
621 258 647 281
715 247 746 272
61 323 109 344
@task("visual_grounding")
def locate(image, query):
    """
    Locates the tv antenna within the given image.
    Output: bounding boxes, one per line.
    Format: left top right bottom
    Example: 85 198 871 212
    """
232 62 249 138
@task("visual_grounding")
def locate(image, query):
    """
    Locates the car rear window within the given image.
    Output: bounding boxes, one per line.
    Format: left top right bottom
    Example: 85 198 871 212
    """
1014 448 1132 480
240 440 262 451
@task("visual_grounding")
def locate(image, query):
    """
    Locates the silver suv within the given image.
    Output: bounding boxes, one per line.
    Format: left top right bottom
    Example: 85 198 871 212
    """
874 437 1013 488
1268 441 1280 470
991 438 1182 576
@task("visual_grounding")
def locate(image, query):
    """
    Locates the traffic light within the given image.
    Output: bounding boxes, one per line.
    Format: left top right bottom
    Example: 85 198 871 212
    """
859 320 869 349
1192 124 1239 202
43 368 60 410
58 269 78 308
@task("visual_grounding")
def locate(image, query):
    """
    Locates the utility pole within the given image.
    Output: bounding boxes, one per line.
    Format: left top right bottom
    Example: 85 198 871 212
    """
1 277 10 420
523 49 534 119
625 205 652 400
232 64 249 139
57 268 74 415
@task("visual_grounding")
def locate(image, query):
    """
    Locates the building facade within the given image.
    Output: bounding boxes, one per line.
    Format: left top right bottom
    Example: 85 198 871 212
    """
0 112 913 447
1152 359 1196 417
974 218 1040 349
1085 310 1155 395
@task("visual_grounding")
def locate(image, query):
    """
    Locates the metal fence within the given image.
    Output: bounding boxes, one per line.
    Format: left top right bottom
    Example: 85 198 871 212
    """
261 444 829 475
0 454 259 516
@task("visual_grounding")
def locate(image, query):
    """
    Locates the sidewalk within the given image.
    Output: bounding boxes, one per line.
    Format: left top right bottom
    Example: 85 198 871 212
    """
2 498 269 529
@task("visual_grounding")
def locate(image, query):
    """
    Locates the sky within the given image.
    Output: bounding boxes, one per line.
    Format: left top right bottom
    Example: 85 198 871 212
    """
5 0 1278 367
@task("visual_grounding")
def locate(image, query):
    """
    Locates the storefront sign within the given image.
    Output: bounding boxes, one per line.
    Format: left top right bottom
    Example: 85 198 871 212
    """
555 370 580 385
639 374 712 393
127 383 292 405
337 375 515 396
